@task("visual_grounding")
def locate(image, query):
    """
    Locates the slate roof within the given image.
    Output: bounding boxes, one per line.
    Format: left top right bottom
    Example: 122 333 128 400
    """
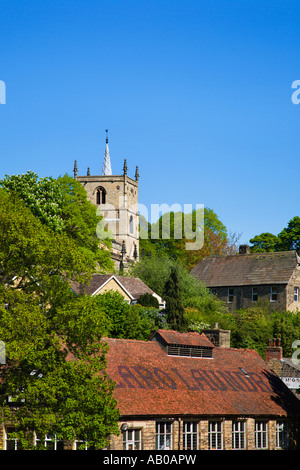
105 332 300 418
191 251 300 287
70 274 154 300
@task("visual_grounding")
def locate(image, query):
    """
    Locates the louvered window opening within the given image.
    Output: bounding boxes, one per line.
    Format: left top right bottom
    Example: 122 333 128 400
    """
167 345 213 358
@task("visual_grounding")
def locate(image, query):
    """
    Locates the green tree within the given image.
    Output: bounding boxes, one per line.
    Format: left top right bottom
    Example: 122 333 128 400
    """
249 232 281 253
163 264 187 331
0 171 65 232
272 310 300 357
0 289 119 449
232 302 274 357
139 207 239 269
129 254 174 298
138 293 159 308
0 190 119 448
0 172 114 272
277 216 300 251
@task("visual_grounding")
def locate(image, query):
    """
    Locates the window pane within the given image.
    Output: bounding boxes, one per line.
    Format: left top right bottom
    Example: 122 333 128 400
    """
156 422 172 450
276 421 289 449
232 421 245 449
271 287 277 301
183 422 198 450
209 421 222 450
255 421 268 449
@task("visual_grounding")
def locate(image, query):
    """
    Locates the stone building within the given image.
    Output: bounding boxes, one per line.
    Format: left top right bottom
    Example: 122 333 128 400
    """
105 328 300 450
191 246 300 312
70 273 165 308
74 132 139 268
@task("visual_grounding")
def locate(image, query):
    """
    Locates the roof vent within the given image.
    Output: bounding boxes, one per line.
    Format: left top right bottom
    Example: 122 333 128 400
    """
167 344 213 358
150 330 214 359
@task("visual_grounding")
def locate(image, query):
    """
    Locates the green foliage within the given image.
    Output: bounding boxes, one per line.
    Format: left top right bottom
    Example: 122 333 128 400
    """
129 255 227 332
129 254 173 298
163 264 188 331
0 288 119 450
139 207 239 269
92 291 165 340
0 189 92 296
250 216 300 253
249 232 280 252
0 190 119 449
0 171 65 232
232 302 274 358
138 293 159 308
278 216 300 251
0 172 114 272
272 310 300 357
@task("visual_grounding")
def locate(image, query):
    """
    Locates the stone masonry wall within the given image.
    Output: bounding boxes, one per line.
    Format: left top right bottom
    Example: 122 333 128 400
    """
211 284 287 312
109 417 283 450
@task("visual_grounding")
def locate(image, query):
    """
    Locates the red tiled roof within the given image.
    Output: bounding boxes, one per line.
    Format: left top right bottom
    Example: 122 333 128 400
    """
191 251 299 287
151 329 214 348
105 333 300 418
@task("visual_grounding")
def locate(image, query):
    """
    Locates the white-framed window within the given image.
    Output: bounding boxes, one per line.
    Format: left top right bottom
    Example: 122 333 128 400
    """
271 287 278 302
155 421 172 450
228 288 234 303
255 421 268 449
35 433 64 450
208 421 223 450
276 421 289 449
232 420 246 450
74 440 88 450
294 287 299 302
5 426 20 450
252 287 258 302
123 429 142 450
183 421 198 450
74 440 96 450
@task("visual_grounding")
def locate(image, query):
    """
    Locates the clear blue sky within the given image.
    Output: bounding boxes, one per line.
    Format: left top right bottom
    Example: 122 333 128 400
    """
1 0 300 244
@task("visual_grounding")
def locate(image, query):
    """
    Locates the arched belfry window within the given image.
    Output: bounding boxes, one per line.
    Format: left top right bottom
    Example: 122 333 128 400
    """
96 187 106 205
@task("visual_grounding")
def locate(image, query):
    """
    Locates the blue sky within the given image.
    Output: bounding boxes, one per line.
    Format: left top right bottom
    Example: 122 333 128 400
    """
1 0 300 244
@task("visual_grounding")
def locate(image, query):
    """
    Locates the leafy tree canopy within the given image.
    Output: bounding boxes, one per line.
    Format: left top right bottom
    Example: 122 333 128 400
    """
0 172 114 272
139 207 239 270
0 189 119 448
250 216 300 253
249 232 281 252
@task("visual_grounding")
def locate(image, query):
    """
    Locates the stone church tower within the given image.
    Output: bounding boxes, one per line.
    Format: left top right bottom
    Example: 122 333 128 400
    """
74 131 139 269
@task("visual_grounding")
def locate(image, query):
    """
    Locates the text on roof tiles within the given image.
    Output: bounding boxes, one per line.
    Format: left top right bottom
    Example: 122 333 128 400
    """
113 365 271 393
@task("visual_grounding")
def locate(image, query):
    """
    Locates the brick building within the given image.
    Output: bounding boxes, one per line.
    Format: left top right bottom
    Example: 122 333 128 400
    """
191 246 300 312
1 329 300 450
105 329 300 450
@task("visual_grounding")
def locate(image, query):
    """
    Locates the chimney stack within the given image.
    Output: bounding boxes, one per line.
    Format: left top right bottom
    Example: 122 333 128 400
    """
265 338 282 362
202 323 231 348
239 245 250 255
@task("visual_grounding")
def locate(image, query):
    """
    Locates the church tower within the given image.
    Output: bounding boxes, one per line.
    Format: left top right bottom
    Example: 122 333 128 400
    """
74 131 139 269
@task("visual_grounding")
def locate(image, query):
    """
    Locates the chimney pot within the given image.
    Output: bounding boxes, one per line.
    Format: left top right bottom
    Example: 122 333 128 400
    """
265 338 283 362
